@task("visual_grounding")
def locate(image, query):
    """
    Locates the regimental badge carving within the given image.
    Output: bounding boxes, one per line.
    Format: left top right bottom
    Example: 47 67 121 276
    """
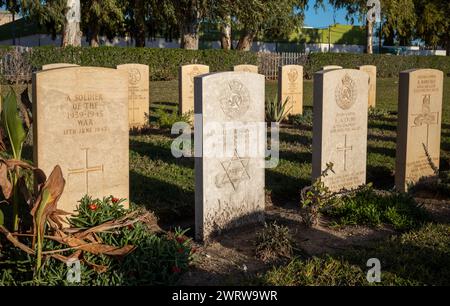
188 66 200 85
411 94 439 149
288 69 298 83
215 149 251 190
128 68 141 85
335 74 357 110
219 80 250 119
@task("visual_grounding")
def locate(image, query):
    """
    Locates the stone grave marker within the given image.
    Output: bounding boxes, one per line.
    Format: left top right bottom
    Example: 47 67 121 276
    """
322 65 343 71
233 65 258 73
117 64 150 128
359 65 377 108
312 69 369 192
395 68 444 192
33 66 129 215
194 71 265 241
278 65 303 115
42 63 79 70
179 64 209 115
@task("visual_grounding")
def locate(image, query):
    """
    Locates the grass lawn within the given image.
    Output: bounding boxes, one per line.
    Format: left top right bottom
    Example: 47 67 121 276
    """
1 76 449 285
137 78 450 220
130 78 450 285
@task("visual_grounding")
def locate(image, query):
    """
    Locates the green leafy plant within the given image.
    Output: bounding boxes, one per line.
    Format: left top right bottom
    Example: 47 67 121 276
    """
155 108 192 129
265 94 292 123
255 222 294 262
288 109 313 127
300 162 335 227
0 195 195 285
0 91 28 231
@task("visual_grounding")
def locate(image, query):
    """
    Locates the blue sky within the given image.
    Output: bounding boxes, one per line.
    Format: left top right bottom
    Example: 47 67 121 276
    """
303 0 362 28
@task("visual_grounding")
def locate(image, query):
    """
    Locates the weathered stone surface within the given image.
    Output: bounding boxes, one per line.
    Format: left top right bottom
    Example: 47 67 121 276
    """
359 65 377 108
395 69 444 192
179 64 209 115
312 69 369 192
278 65 303 115
233 65 258 73
194 71 265 241
33 67 129 216
117 64 150 128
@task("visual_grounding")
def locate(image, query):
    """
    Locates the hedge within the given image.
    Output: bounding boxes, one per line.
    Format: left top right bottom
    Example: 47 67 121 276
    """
305 53 450 79
1 46 449 81
29 46 258 81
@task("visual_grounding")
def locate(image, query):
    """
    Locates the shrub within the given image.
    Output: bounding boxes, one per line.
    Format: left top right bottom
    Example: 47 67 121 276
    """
288 108 313 128
255 222 294 262
28 47 258 81
0 195 195 285
305 53 450 79
154 108 192 129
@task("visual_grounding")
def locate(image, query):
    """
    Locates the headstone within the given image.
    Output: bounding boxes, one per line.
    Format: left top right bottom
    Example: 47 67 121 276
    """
117 64 150 128
359 65 377 108
234 65 258 73
33 67 129 215
312 69 369 192
322 65 343 71
395 69 444 192
179 64 209 115
194 72 265 241
42 63 79 70
278 65 303 115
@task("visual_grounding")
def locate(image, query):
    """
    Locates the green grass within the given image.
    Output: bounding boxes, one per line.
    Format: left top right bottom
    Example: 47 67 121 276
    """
142 78 450 218
257 223 450 286
323 187 430 230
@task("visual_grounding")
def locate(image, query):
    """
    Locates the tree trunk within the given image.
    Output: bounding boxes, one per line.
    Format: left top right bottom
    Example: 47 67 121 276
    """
220 15 232 50
180 5 199 50
446 34 450 57
61 0 82 47
134 0 146 47
236 29 256 51
12 13 15 45
366 19 373 54
89 24 100 47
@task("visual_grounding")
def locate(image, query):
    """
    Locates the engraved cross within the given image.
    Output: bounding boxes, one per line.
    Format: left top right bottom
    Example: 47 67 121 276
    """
68 148 104 195
337 134 353 171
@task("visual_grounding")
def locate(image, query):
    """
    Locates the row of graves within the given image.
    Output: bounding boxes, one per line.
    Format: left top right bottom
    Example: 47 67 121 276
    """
30 62 443 241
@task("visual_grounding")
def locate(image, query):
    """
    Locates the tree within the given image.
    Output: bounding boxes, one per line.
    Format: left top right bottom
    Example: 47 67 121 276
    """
233 0 307 51
414 0 450 54
61 0 82 47
22 0 124 47
80 0 124 47
1 1 21 44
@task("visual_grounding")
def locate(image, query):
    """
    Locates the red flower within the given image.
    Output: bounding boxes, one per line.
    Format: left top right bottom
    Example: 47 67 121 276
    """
172 266 181 273
191 247 197 254
176 236 186 244
177 248 184 254
89 203 98 211
111 197 120 204
127 224 134 230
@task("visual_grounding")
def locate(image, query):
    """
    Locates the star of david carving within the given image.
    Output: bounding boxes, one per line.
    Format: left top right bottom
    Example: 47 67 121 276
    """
218 150 251 190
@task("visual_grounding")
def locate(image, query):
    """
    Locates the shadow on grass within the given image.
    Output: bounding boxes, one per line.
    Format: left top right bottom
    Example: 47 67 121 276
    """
279 132 312 146
367 145 396 158
368 121 397 132
266 169 310 206
130 170 194 222
368 133 396 143
367 165 394 189
130 139 194 169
